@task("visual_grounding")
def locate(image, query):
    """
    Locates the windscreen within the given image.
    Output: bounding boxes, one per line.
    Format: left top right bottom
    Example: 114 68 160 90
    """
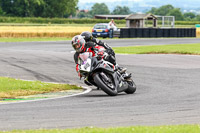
79 52 90 62
94 25 107 29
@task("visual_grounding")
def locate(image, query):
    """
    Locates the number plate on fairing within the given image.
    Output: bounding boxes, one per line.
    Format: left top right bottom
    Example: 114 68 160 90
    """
80 59 91 72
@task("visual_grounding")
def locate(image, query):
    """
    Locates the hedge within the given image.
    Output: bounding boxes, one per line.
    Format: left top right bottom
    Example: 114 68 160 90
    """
0 16 199 25
0 17 126 24
147 20 200 25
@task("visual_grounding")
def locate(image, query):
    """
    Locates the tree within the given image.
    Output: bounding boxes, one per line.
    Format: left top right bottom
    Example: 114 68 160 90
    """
42 0 78 17
112 6 131 15
90 3 110 16
183 12 196 20
155 4 174 16
147 7 157 14
0 0 3 15
148 5 174 16
0 0 78 17
0 7 5 16
0 0 45 17
1 0 13 16
167 8 184 21
147 4 188 21
196 15 200 21
77 12 92 18
23 0 45 17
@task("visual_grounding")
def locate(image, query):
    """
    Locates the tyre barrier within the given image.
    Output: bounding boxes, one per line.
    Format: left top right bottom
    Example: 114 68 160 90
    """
120 28 196 38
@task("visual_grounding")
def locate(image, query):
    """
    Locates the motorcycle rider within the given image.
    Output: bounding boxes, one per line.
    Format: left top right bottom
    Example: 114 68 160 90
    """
80 31 115 58
80 31 126 73
71 34 126 78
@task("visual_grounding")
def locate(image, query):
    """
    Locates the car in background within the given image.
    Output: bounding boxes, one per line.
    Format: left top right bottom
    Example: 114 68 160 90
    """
92 23 118 38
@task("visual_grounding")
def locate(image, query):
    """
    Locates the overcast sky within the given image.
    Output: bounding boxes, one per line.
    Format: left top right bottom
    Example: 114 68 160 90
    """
78 0 199 4
78 0 200 12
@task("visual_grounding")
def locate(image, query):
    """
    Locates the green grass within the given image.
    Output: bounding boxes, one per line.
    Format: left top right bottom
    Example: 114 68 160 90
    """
0 23 95 27
0 37 118 42
0 77 81 99
113 43 200 55
1 125 200 133
0 23 196 28
0 23 122 27
0 37 71 42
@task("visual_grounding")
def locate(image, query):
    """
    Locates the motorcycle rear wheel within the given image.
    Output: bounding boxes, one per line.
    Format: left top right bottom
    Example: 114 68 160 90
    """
125 79 136 94
94 73 117 96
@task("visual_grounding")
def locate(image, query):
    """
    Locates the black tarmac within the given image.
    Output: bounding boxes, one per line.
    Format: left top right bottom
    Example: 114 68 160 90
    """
0 38 200 130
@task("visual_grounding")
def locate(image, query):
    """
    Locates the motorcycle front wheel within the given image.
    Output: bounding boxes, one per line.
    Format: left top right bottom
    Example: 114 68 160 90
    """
124 79 136 94
94 73 117 96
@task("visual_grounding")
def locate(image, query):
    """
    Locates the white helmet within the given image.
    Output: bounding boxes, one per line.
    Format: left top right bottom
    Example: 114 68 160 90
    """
71 35 85 52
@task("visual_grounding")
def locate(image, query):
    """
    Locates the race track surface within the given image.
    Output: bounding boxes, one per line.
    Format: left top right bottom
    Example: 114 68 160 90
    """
0 38 200 130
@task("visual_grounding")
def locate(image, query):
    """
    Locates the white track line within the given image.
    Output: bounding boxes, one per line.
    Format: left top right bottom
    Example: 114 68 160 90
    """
0 86 91 105
0 79 92 105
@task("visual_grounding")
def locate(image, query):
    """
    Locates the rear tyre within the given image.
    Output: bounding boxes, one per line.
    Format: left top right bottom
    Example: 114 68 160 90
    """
94 73 117 96
125 79 136 94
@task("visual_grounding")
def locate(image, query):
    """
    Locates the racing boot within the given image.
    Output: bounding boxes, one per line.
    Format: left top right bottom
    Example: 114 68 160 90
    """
84 79 92 86
115 64 127 74
118 67 127 74
124 73 132 80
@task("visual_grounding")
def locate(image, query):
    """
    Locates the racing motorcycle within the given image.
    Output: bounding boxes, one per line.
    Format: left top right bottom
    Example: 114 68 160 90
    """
78 46 136 96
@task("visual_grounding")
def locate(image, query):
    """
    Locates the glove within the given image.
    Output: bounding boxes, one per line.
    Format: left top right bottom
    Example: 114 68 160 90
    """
78 72 82 79
97 51 104 60
106 48 115 57
97 51 104 56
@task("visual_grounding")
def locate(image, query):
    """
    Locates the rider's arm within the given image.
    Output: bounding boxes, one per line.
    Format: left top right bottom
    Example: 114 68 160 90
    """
91 38 111 49
74 52 79 72
92 38 115 57
85 41 96 48
74 52 82 77
74 52 79 64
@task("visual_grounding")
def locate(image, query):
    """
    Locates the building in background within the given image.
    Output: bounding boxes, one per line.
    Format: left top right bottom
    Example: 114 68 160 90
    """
125 14 157 28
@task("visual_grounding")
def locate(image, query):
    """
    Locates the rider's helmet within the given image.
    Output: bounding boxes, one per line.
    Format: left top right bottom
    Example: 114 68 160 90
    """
81 31 93 42
71 35 85 53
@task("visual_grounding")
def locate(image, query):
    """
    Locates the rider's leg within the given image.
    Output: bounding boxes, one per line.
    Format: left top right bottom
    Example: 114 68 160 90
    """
115 64 127 74
107 55 127 74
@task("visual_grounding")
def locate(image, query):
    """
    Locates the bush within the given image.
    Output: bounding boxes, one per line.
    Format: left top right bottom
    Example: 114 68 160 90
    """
0 17 126 24
175 21 200 25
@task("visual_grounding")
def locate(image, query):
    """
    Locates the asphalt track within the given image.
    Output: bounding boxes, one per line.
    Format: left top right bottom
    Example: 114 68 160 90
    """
0 38 200 130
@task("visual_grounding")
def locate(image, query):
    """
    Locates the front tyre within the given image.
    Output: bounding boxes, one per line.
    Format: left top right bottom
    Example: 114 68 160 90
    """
125 79 136 94
94 73 117 96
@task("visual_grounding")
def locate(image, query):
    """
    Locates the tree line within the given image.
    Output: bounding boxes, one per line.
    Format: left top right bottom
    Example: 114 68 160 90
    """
0 0 78 17
0 1 200 21
147 4 200 21
77 3 132 18
78 3 200 21
0 1 132 18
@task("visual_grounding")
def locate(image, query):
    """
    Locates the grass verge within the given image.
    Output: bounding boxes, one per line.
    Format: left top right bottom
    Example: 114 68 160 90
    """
0 25 92 38
0 37 71 42
0 37 112 42
113 43 200 55
0 77 81 99
1 125 200 133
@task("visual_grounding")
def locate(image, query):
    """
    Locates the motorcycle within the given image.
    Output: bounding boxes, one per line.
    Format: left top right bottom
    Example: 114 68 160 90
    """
78 46 136 96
